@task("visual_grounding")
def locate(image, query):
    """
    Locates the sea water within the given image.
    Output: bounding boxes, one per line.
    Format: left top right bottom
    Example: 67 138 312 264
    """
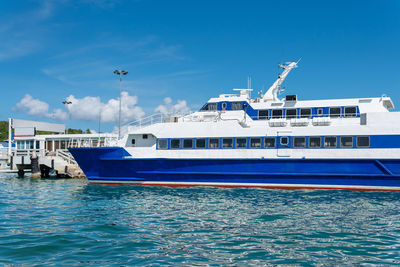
1 174 400 266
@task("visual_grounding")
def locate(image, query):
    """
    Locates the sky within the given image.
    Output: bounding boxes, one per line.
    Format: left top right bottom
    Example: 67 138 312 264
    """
1 0 400 132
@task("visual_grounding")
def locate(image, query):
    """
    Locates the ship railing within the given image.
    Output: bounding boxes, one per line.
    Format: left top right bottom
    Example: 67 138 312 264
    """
128 111 194 129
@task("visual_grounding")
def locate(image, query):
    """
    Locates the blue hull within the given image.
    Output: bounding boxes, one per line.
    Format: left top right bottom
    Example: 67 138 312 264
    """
69 147 400 191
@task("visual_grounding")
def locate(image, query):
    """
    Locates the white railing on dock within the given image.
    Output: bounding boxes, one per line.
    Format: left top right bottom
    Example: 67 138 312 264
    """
56 149 77 165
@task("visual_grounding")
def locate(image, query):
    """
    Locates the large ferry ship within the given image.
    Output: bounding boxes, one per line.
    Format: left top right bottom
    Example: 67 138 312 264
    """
70 61 400 191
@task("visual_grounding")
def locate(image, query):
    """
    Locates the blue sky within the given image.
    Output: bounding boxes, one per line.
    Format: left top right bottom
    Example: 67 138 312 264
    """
1 0 399 132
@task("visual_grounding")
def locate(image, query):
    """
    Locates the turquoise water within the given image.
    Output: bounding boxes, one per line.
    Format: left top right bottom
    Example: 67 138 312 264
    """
1 175 400 265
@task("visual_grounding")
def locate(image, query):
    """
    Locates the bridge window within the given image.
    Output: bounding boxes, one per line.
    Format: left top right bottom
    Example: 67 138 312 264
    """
272 109 283 119
222 138 233 148
317 109 323 116
258 110 269 120
294 137 306 148
280 137 289 146
183 139 193 149
345 106 357 117
232 102 243 110
324 136 337 148
143 134 148 139
300 108 312 118
131 139 136 145
209 138 219 149
340 136 353 147
357 136 370 147
236 138 247 148
170 139 181 149
309 137 321 148
329 107 341 118
264 137 276 148
250 138 261 148
158 139 168 149
201 103 217 111
286 109 297 119
196 139 206 148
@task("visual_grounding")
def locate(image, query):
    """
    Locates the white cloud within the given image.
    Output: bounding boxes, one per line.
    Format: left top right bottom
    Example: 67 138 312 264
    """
13 94 67 120
154 97 191 116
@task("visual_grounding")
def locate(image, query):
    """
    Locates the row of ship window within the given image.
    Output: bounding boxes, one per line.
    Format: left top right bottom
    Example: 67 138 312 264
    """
157 136 370 149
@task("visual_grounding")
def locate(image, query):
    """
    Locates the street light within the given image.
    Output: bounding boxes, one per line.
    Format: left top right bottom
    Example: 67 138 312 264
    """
113 69 128 139
62 100 72 134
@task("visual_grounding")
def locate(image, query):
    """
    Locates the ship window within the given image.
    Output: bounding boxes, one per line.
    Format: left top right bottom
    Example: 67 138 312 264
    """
236 138 247 148
209 138 219 149
143 134 148 139
258 110 269 120
300 108 312 118
196 139 206 148
183 139 193 149
272 109 283 119
201 103 217 111
357 136 370 147
264 137 276 148
294 137 306 148
250 138 261 148
340 136 353 147
329 107 341 118
345 106 357 117
222 102 227 110
317 109 323 116
170 139 181 149
309 137 321 148
222 138 233 148
280 137 289 145
131 139 136 145
232 102 243 110
324 136 337 148
286 109 297 119
158 139 168 149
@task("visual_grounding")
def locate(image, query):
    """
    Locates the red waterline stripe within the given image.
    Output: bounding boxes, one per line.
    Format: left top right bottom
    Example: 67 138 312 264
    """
88 182 400 191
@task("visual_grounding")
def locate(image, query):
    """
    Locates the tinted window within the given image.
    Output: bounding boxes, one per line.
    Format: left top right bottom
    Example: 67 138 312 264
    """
309 137 321 148
272 109 283 119
158 139 168 149
286 109 297 119
264 137 276 148
196 139 206 148
300 108 311 118
232 102 243 110
345 106 357 117
170 139 181 149
324 136 337 148
280 137 289 145
209 138 219 148
258 110 269 120
250 138 261 148
236 138 247 148
317 109 323 116
201 103 217 111
329 107 341 118
143 134 148 139
131 139 136 145
340 136 353 147
222 138 233 148
183 139 193 149
357 136 370 147
294 137 306 148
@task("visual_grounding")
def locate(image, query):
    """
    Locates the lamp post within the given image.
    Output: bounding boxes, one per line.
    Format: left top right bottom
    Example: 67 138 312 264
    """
62 100 72 134
113 69 128 139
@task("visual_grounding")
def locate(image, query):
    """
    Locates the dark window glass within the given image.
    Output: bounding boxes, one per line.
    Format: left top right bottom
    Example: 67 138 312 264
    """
345 106 357 117
340 136 353 147
357 136 370 147
183 139 193 149
158 139 168 149
196 139 206 148
280 137 289 145
236 138 247 148
286 109 297 119
232 102 243 110
329 107 341 118
222 138 233 148
258 110 269 120
201 103 217 111
300 108 312 118
131 139 136 145
264 137 276 148
309 137 321 148
317 109 323 116
294 137 306 148
171 139 181 149
250 138 261 148
143 134 148 139
209 138 219 148
324 136 337 148
272 109 283 118
36 142 40 149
